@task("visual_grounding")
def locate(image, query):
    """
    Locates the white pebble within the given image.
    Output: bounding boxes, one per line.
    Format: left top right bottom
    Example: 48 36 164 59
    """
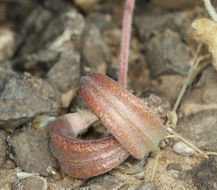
173 142 196 156
16 172 40 179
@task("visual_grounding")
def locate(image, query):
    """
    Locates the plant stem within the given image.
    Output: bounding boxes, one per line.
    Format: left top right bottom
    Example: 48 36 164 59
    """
172 43 202 113
151 148 160 181
118 0 135 87
203 0 217 22
167 127 208 158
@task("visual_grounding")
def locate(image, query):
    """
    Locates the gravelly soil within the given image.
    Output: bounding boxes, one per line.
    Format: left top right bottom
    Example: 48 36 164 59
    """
0 0 217 189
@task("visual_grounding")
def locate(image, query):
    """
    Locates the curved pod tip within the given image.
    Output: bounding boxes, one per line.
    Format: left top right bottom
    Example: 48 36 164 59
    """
79 73 166 159
50 113 129 178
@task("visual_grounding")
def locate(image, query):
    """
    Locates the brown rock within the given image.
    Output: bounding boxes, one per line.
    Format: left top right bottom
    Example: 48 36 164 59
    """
16 7 85 75
74 0 100 10
180 67 217 116
136 181 157 190
176 110 217 152
191 157 217 190
81 23 109 74
19 6 53 55
87 12 114 31
152 74 184 104
12 176 47 190
78 174 122 190
145 29 191 77
167 163 182 171
47 51 80 108
8 124 58 176
135 8 203 41
0 69 60 129
152 0 202 10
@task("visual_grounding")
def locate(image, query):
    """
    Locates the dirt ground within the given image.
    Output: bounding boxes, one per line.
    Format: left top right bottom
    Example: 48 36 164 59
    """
0 0 217 189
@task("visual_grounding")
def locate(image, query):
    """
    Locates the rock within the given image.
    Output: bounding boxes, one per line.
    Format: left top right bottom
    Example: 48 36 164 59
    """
69 94 89 113
12 6 109 108
135 13 175 40
0 68 60 129
18 6 53 55
176 110 217 152
13 50 60 74
46 9 85 52
191 157 217 190
15 5 110 83
145 29 191 77
128 58 150 94
107 64 119 82
74 0 101 10
8 124 58 176
16 172 40 179
178 170 192 181
42 0 73 13
151 0 202 10
77 167 147 189
0 0 35 28
47 51 80 107
124 156 148 175
0 29 18 62
135 8 203 41
0 60 13 71
16 7 85 73
152 74 184 104
118 184 134 190
136 181 157 190
77 184 104 190
81 23 109 74
180 67 217 116
61 90 77 109
173 142 196 156
0 131 6 167
87 12 114 31
78 174 122 190
12 176 47 190
167 163 182 171
14 8 85 108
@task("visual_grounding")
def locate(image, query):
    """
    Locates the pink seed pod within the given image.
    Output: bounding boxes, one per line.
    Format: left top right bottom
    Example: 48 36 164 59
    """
50 112 129 178
79 73 166 159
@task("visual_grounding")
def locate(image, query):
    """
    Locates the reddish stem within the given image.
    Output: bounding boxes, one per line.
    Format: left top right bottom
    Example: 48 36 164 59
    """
118 0 135 87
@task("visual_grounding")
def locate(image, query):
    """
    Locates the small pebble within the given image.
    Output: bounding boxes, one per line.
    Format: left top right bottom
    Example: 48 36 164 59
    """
16 172 40 180
167 163 182 171
47 166 62 180
136 181 157 190
173 142 196 156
